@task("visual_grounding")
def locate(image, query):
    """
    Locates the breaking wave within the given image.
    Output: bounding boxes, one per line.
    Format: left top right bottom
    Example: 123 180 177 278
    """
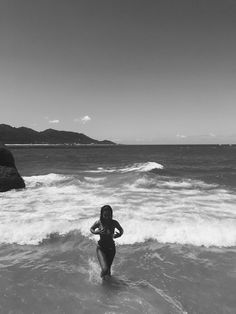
0 169 236 247
86 161 164 173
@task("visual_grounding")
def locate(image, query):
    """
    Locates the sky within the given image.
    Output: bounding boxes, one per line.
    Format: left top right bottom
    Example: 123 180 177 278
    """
1 0 236 144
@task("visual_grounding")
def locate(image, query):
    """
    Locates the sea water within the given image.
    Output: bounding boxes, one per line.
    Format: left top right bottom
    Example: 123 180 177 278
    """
0 145 236 313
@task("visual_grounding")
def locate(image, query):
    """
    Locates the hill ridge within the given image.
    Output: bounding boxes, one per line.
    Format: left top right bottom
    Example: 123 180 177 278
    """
0 124 115 145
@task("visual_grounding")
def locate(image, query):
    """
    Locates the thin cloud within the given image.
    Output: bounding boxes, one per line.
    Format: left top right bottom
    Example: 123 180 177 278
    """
81 115 91 124
49 119 60 124
176 134 187 138
74 116 92 124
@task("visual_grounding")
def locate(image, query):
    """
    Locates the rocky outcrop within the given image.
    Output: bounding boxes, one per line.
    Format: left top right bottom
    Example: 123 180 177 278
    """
0 144 25 192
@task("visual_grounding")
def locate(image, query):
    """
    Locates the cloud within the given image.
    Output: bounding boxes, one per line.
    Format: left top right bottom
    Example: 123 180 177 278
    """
176 134 187 138
74 115 92 124
79 115 91 124
49 119 60 124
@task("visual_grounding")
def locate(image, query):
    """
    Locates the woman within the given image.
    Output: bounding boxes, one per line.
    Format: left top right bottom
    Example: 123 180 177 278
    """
90 205 123 279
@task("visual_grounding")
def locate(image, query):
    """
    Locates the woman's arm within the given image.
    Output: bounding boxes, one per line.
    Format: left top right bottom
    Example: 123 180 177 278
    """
113 220 124 238
90 221 100 235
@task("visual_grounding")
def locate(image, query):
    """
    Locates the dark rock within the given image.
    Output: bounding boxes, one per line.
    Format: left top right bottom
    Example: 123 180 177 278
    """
0 144 25 192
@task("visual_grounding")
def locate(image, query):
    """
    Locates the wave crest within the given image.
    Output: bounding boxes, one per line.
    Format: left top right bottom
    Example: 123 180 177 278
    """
87 162 164 173
120 162 164 172
119 218 236 247
24 173 69 188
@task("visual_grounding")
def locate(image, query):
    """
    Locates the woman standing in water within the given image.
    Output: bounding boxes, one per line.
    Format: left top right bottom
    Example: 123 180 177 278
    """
90 205 124 279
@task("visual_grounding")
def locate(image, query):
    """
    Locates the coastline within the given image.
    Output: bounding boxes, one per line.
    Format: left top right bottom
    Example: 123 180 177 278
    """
5 143 118 147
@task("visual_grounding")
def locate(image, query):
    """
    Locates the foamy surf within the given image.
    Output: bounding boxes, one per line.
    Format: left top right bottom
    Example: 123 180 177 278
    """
85 161 164 173
0 170 236 247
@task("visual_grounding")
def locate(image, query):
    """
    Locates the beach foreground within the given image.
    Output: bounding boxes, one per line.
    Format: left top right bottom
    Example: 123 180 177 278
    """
0 145 236 313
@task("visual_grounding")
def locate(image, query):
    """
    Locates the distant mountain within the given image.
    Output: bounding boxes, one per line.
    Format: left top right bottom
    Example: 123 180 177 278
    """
0 124 115 145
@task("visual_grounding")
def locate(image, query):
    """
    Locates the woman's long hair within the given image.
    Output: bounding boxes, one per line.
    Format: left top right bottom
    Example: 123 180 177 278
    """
100 205 113 225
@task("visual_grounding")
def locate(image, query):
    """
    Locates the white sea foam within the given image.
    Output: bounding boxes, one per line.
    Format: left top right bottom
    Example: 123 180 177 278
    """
124 176 218 194
88 258 101 284
25 173 68 188
86 162 164 173
118 218 236 247
0 173 236 247
119 162 164 172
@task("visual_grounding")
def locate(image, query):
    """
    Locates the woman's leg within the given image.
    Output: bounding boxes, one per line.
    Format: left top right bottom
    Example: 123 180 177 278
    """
96 246 109 278
107 246 116 276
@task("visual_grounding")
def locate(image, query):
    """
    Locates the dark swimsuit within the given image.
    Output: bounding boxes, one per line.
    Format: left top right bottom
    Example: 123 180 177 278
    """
97 221 116 266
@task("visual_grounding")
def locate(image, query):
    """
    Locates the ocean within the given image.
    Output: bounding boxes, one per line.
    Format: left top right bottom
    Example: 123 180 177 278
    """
0 145 236 314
